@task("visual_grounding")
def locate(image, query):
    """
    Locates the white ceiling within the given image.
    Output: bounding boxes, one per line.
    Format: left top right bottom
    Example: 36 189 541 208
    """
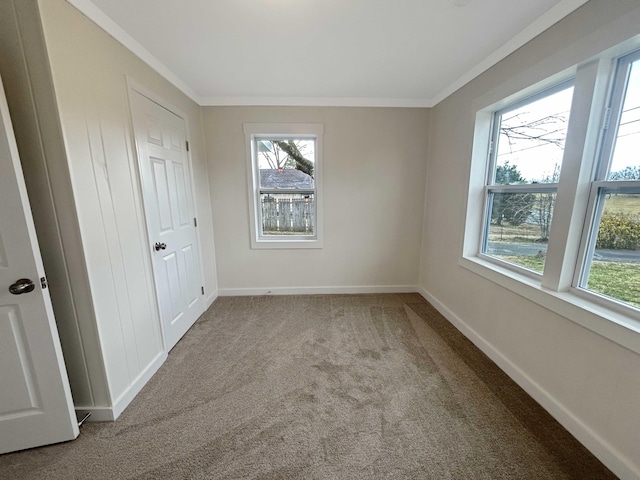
67 0 589 107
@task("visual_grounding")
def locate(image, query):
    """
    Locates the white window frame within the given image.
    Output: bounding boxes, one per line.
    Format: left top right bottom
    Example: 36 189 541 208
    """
461 39 640 355
480 80 574 278
244 123 324 249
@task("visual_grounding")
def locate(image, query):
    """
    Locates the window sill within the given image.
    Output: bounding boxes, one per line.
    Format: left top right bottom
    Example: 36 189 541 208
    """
459 255 640 355
251 238 323 250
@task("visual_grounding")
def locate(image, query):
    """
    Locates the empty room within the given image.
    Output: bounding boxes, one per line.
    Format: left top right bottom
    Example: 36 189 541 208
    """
0 0 639 478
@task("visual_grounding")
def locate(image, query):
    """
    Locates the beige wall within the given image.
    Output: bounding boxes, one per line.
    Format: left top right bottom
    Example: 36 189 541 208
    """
204 107 429 292
421 0 640 476
34 0 217 411
4 0 637 472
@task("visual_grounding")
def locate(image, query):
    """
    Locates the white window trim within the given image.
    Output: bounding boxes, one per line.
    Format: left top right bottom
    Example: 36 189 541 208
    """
244 123 324 249
461 40 640 356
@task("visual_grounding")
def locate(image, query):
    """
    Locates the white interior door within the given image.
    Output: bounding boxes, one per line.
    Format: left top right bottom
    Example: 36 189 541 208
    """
0 75 78 454
130 89 204 351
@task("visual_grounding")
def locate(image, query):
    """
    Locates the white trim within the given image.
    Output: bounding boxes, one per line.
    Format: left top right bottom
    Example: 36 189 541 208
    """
79 351 167 422
126 78 207 350
205 290 218 309
417 286 640 480
462 42 640 356
201 96 434 108
244 123 324 250
110 351 166 420
459 256 640 354
65 0 201 104
65 0 586 109
219 285 418 297
75 406 113 422
430 0 590 106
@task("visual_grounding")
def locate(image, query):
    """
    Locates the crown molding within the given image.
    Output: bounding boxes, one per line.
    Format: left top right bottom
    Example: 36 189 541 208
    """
199 96 435 108
65 0 202 104
430 0 590 106
65 0 588 109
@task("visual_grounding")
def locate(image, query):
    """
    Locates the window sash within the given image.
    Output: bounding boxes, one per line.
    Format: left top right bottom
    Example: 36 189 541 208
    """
570 50 640 312
575 183 640 297
259 189 315 195
594 49 640 181
486 80 575 186
485 184 558 194
481 187 558 268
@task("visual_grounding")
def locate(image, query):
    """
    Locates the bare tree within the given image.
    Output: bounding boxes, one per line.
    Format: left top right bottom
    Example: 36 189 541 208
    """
500 112 569 154
258 140 314 177
534 164 560 241
610 165 640 180
274 141 314 177
258 140 288 170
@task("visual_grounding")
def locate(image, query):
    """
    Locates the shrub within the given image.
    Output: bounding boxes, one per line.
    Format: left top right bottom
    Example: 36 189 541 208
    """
596 212 640 250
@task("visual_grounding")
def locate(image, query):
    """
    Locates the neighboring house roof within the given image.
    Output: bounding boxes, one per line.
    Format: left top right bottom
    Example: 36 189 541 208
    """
260 169 313 189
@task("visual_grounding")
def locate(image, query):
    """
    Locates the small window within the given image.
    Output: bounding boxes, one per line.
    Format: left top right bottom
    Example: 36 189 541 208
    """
578 50 640 309
482 83 574 273
244 124 323 249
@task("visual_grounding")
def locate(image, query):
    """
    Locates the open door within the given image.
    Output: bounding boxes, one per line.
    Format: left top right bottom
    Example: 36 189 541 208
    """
0 74 78 454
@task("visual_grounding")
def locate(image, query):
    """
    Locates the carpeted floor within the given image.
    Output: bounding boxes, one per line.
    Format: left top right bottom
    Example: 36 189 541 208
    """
0 294 616 479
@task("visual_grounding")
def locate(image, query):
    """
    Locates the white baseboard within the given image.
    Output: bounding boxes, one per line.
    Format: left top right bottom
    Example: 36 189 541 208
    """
75 406 114 422
80 351 167 422
219 285 419 296
205 289 218 308
418 286 639 480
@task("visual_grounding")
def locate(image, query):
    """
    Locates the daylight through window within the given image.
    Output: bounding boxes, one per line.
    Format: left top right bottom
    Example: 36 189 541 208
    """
579 50 640 308
469 45 640 318
244 124 324 249
483 82 574 273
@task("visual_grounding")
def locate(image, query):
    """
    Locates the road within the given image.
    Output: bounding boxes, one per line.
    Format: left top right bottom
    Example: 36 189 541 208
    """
487 242 640 263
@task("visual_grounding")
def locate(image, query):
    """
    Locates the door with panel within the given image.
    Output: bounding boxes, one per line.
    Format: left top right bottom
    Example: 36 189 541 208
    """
0 75 78 453
130 90 204 351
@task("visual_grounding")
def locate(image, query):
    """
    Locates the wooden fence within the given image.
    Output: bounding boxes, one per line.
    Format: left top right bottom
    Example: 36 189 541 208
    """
261 194 314 234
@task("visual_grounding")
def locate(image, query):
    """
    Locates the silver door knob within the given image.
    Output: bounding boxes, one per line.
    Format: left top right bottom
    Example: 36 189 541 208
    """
154 242 167 251
9 279 35 295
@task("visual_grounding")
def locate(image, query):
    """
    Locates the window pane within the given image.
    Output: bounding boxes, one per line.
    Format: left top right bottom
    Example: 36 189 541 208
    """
261 193 315 236
584 193 640 308
494 86 573 185
608 59 640 180
257 139 315 189
484 191 557 273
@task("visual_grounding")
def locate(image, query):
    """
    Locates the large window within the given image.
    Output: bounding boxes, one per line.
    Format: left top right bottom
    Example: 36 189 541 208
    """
244 124 323 249
578 50 640 309
466 44 640 330
483 82 574 274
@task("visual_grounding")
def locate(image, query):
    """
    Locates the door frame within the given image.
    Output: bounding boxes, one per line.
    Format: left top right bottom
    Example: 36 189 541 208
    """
125 78 207 351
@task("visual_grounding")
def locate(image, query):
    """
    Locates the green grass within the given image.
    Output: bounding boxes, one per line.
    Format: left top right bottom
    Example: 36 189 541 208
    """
488 222 542 243
499 255 545 273
488 194 639 244
603 194 640 216
585 261 640 308
498 255 640 308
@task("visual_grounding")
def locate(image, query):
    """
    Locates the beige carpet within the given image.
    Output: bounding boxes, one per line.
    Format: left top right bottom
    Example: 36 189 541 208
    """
0 294 616 479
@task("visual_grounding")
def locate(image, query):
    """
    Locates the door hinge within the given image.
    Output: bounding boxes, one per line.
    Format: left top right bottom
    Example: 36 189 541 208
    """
186 140 190 152
201 286 204 295
488 140 494 155
40 276 48 289
602 107 612 130
194 217 197 227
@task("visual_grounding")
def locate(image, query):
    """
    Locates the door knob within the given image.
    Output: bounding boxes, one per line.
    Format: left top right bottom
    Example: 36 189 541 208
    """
154 242 167 251
9 278 35 295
